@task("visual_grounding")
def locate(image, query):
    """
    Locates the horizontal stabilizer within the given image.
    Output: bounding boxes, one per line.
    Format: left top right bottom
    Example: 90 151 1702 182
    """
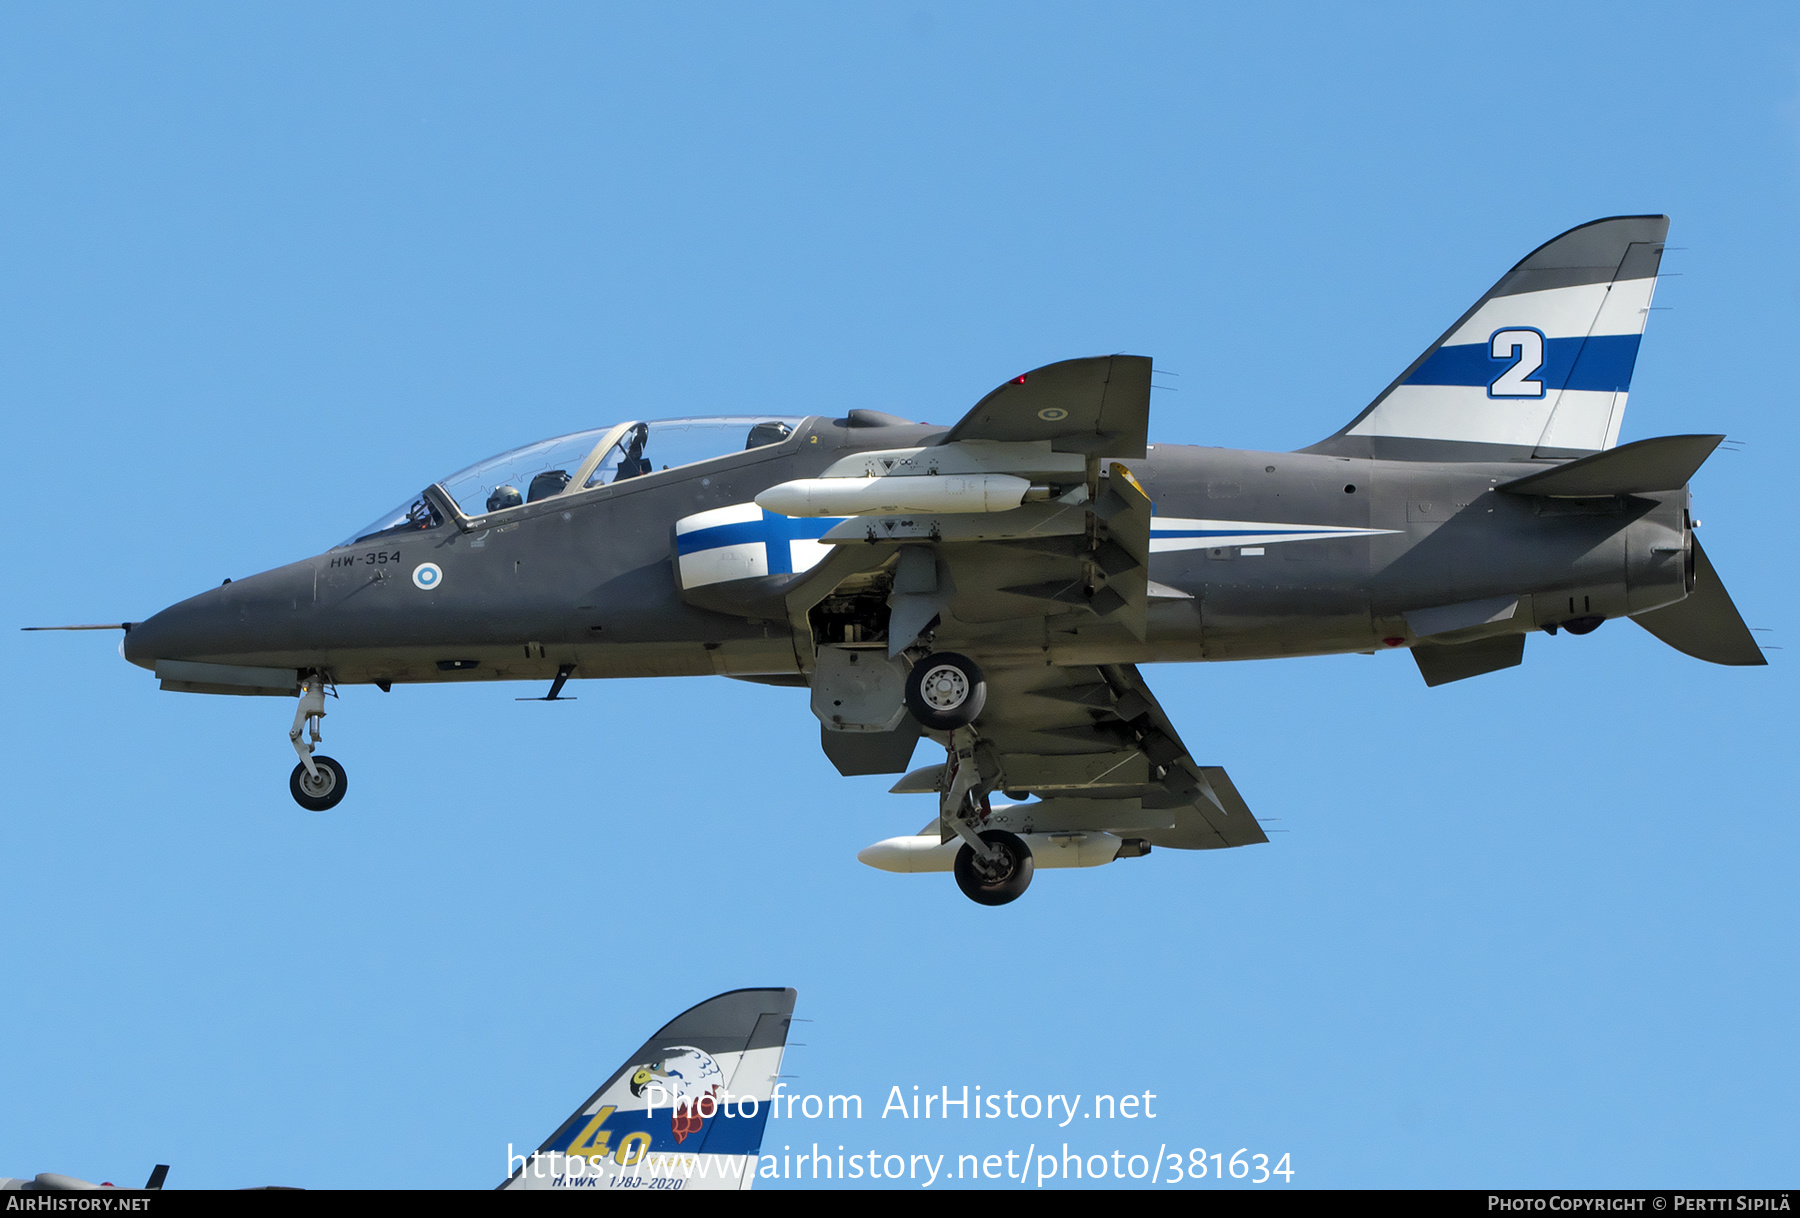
1632 537 1766 666
1498 434 1724 497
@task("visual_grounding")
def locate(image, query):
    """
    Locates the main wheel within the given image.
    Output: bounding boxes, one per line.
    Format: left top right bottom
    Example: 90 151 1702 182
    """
905 652 988 730
290 755 348 811
953 830 1033 906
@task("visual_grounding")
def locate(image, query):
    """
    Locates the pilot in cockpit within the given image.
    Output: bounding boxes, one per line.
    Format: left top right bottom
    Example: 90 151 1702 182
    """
486 484 524 512
614 423 652 480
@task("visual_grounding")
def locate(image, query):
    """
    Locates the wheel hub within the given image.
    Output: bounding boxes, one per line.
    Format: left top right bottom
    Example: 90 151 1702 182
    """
299 767 337 798
921 666 969 711
973 842 1015 883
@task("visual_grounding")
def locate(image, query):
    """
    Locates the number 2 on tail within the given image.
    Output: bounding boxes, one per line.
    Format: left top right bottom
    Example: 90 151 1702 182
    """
1489 328 1545 398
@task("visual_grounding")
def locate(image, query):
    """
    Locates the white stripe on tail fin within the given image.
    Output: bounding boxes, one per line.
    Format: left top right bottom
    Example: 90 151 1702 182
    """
1307 216 1669 461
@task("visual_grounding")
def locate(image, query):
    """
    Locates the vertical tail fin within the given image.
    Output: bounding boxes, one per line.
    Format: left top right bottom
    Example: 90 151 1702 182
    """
1307 216 1669 461
500 988 796 1191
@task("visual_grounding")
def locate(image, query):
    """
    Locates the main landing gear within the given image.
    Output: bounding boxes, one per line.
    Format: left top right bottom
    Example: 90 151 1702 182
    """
953 829 1034 906
904 651 987 730
936 723 1033 906
288 673 348 811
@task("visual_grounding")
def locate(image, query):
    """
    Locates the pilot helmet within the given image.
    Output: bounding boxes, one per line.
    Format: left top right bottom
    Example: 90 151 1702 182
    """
486 484 524 512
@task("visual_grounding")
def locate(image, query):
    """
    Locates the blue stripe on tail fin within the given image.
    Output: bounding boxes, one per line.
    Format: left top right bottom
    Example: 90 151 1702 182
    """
1306 216 1669 462
500 988 796 1191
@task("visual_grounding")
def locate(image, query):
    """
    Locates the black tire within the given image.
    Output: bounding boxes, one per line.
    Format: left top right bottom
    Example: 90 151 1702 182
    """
290 755 348 811
904 652 988 730
953 830 1033 906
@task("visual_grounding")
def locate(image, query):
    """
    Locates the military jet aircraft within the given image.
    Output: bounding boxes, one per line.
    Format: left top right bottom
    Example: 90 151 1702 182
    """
44 215 1762 905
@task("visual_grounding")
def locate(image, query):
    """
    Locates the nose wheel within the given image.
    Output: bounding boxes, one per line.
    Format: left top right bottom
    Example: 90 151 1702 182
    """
288 673 349 810
290 755 348 811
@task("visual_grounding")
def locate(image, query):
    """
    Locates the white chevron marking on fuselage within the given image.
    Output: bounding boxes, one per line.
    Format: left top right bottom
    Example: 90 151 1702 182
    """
1148 518 1399 553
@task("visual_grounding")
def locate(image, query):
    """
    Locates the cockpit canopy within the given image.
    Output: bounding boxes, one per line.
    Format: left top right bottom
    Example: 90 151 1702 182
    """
341 415 804 547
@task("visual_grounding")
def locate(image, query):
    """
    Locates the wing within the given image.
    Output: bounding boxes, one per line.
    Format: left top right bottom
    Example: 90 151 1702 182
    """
944 354 1152 456
963 661 1267 850
788 452 1163 785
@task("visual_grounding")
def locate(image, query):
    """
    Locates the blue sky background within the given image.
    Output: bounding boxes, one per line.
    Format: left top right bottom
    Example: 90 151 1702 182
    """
2 2 1795 1190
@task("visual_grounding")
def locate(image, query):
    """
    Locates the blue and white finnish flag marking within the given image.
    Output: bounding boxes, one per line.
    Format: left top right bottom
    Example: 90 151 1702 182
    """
676 503 849 589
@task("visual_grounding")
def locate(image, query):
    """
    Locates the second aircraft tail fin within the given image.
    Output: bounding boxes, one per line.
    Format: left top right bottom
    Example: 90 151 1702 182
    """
499 988 796 1192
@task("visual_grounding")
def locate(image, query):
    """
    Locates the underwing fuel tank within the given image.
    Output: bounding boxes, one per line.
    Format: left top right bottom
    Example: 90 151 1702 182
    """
858 831 1148 873
755 473 1033 517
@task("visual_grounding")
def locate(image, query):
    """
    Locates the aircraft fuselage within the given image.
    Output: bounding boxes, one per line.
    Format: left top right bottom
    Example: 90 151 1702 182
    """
120 415 1690 684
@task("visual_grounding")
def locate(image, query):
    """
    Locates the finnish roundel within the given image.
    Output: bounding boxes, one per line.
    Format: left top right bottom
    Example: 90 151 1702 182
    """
412 562 443 590
1037 407 1069 421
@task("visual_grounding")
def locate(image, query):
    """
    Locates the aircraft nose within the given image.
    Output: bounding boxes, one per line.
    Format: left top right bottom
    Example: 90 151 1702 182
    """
122 563 317 670
122 585 233 669
120 616 160 669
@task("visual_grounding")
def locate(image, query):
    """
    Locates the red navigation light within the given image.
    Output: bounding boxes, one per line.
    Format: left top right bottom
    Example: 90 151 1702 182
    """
1014 375 1027 384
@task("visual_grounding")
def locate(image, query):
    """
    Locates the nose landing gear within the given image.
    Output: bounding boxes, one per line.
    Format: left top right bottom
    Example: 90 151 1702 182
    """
288 674 348 811
290 754 348 811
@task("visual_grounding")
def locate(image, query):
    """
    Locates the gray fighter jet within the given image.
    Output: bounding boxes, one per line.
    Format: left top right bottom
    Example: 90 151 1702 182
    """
44 216 1761 904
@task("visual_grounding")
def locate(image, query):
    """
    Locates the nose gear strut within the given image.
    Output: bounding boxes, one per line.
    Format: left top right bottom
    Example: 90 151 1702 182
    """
287 673 348 811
